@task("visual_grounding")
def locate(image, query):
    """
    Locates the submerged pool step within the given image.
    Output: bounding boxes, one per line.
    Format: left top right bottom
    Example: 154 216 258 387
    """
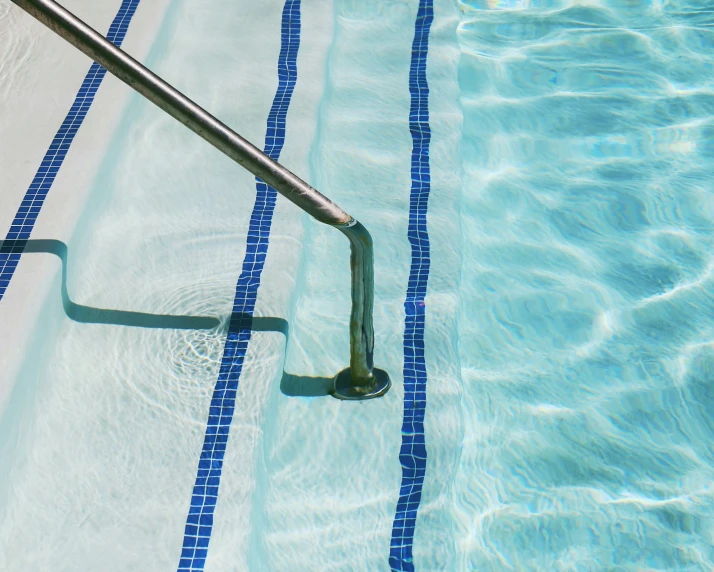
10 0 391 400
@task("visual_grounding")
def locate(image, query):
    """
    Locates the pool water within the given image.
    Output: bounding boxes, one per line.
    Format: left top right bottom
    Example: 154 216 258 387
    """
454 0 714 568
1 0 714 570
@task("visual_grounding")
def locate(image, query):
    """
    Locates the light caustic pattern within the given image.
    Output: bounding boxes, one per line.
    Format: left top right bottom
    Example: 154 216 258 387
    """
453 0 714 568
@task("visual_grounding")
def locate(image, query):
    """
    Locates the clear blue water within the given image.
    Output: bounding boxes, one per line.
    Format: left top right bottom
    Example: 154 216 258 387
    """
453 0 714 567
2 0 714 570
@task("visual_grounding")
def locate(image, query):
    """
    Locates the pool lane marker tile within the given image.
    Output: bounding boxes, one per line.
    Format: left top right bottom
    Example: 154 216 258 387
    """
177 1 301 570
0 0 142 303
389 1 434 571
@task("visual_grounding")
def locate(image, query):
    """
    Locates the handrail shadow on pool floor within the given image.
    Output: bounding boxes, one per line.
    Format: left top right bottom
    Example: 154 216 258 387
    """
1 239 331 397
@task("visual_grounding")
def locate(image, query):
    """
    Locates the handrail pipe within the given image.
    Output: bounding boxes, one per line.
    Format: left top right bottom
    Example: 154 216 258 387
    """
10 0 390 400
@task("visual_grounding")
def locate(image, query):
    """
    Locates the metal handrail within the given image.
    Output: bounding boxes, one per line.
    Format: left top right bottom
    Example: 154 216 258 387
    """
11 0 390 400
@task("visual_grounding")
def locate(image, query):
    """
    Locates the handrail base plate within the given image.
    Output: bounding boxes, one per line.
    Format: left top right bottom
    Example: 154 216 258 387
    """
331 368 391 401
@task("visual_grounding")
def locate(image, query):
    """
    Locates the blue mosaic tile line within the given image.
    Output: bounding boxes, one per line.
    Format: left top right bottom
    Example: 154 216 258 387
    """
389 1 434 571
177 1 301 570
0 0 141 303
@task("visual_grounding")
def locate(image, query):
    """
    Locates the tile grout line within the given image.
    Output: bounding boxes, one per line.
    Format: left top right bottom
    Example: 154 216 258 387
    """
176 1 301 570
0 0 142 301
389 1 434 571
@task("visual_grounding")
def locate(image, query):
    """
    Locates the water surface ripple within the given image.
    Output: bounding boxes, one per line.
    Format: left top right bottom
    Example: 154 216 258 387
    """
453 0 714 568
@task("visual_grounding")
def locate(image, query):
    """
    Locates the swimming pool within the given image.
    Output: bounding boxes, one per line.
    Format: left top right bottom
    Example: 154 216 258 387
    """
1 0 713 569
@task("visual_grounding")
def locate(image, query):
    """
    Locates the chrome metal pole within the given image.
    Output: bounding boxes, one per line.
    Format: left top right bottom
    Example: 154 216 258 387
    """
11 0 390 400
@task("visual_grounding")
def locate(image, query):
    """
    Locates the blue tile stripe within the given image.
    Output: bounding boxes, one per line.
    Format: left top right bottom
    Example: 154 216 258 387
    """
389 1 434 571
177 1 301 570
0 0 141 302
